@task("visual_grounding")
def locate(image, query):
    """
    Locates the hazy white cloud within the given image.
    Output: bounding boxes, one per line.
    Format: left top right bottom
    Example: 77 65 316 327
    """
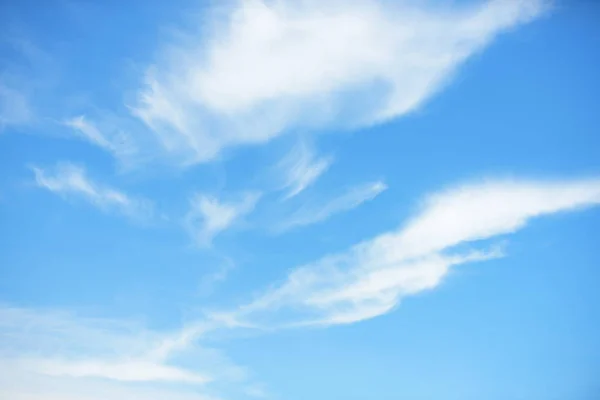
0 369 219 400
185 192 261 246
0 306 209 384
244 383 268 398
0 84 32 129
131 0 548 164
0 306 243 400
0 35 58 130
63 115 136 161
231 177 600 327
22 359 209 384
64 116 112 149
278 180 387 231
31 163 153 221
277 142 333 199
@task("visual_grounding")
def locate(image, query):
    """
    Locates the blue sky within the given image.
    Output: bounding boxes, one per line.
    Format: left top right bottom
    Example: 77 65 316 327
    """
1 0 599 399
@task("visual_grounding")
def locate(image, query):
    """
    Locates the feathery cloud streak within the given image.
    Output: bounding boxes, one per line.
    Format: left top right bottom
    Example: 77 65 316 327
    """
185 192 261 246
232 177 600 326
278 180 387 231
63 116 137 162
32 163 153 221
278 141 333 199
0 306 244 400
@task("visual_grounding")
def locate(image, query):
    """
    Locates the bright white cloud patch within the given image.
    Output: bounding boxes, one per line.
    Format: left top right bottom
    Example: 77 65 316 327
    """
279 180 387 231
185 192 261 246
32 163 153 221
232 178 600 327
131 0 548 164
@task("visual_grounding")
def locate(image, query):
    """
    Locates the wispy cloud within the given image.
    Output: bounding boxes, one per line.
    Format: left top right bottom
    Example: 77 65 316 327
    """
20 358 209 384
185 192 261 246
0 37 47 129
130 0 548 165
278 141 333 199
0 32 61 131
8 176 599 399
31 163 153 221
0 306 209 384
0 370 218 400
0 306 240 400
229 177 600 327
278 180 387 231
0 84 32 129
63 115 136 161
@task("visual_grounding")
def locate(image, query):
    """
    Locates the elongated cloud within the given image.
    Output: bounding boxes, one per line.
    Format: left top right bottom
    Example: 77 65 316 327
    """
63 116 136 162
64 116 115 153
0 306 209 385
0 306 245 400
131 0 548 164
232 177 600 326
278 142 333 199
185 192 261 246
279 180 387 231
31 163 153 221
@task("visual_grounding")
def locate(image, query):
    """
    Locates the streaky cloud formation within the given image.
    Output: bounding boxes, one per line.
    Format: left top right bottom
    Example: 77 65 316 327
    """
278 141 333 199
278 180 387 231
31 163 153 221
4 176 599 399
185 192 261 246
130 0 548 165
0 369 218 400
64 116 114 153
0 306 239 400
63 116 136 162
0 306 209 384
231 177 600 327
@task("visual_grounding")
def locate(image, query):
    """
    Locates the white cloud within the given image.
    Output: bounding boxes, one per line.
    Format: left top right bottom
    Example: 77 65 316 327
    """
277 141 333 199
0 306 243 400
21 358 209 384
0 369 219 400
0 306 210 384
231 177 600 327
130 0 548 164
63 116 136 162
31 163 153 221
185 192 261 246
278 180 387 231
